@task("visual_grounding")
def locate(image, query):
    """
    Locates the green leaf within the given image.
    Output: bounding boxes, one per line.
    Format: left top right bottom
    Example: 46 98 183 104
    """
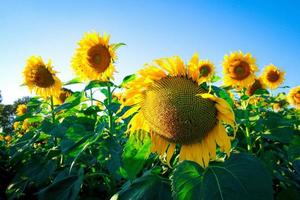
121 134 152 180
64 77 82 86
121 74 136 86
111 170 172 200
37 168 84 200
53 92 84 113
262 128 294 144
211 75 221 83
171 153 273 200
111 42 126 51
84 80 113 90
212 86 234 108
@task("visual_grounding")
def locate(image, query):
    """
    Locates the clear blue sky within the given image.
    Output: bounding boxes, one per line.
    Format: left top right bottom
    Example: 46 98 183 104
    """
0 0 299 104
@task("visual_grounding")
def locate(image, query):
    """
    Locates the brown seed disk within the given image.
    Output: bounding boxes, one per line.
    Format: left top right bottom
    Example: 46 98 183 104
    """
229 60 251 80
30 66 55 88
141 77 217 145
87 44 111 73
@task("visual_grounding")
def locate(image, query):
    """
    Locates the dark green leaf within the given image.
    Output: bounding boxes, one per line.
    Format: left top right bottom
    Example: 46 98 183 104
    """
111 42 126 51
171 153 273 200
37 169 84 200
212 86 234 108
111 170 172 200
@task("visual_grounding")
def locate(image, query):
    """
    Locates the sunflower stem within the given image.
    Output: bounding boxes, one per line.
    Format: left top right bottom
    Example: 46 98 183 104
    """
245 126 252 153
90 89 93 106
50 96 58 146
107 85 114 135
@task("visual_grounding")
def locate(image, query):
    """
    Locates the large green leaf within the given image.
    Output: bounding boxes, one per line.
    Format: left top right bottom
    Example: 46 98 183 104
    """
121 134 152 180
53 92 84 113
111 170 172 200
37 168 84 200
84 80 113 90
63 77 82 86
171 153 273 200
212 86 234 108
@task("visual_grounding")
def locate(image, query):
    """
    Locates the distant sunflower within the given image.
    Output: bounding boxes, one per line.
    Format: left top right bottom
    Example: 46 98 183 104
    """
223 51 258 88
261 64 285 89
287 86 300 109
54 88 73 105
246 78 265 96
188 55 215 84
120 54 236 167
71 32 116 81
16 104 27 116
23 56 62 97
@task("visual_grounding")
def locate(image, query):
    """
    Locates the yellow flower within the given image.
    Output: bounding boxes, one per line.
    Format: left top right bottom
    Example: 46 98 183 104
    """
188 55 215 84
287 86 300 109
53 88 73 105
246 78 265 96
23 56 62 97
4 135 12 142
120 54 236 168
71 32 116 81
13 121 20 130
223 51 258 88
261 64 285 89
16 104 27 116
22 119 31 131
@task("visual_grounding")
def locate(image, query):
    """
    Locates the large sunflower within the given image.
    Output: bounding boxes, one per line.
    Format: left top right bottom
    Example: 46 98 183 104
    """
188 54 215 84
261 64 285 89
287 86 300 109
23 56 62 97
71 32 116 81
120 55 236 167
223 51 258 88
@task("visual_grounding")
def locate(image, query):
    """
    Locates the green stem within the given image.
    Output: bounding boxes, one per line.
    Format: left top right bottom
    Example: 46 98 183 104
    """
90 89 93 106
50 96 55 123
107 85 113 135
245 126 252 153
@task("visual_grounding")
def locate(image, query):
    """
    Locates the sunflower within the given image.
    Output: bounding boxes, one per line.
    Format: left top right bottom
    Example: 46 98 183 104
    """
287 86 300 109
120 54 236 167
71 32 116 81
246 78 265 96
13 122 20 130
261 64 285 89
53 88 73 105
16 104 27 116
223 51 258 88
23 56 62 97
188 56 215 84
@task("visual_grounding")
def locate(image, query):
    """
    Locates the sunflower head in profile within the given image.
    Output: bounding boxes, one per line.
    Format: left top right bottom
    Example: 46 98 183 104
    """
188 55 215 84
16 104 27 116
246 78 265 96
223 51 258 88
53 88 73 105
261 64 285 89
287 86 300 109
71 32 116 81
23 56 62 97
120 54 236 168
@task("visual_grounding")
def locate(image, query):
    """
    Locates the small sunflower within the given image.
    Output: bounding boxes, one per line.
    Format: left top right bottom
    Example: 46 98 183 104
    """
22 119 31 131
53 88 73 105
120 55 236 167
71 32 116 81
16 104 27 116
287 86 300 109
223 51 258 88
13 121 20 130
188 55 215 84
246 78 265 96
261 64 285 89
23 56 62 97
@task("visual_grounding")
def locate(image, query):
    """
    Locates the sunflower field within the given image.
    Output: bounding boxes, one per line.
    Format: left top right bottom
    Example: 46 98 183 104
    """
0 32 300 200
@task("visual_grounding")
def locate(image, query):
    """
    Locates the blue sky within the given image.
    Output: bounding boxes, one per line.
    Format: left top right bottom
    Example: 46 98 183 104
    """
0 0 299 104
